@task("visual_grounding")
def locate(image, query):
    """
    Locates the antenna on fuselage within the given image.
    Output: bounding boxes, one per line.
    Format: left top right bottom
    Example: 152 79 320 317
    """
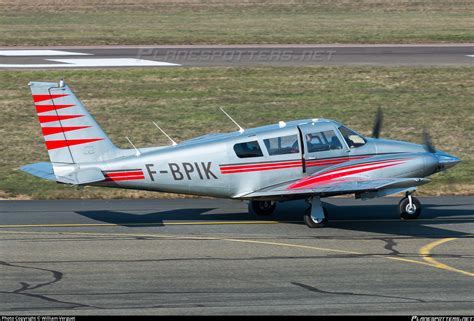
125 136 141 156
219 107 244 133
152 121 177 146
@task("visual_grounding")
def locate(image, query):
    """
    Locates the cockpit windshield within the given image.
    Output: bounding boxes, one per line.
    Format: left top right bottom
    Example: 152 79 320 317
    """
338 126 366 148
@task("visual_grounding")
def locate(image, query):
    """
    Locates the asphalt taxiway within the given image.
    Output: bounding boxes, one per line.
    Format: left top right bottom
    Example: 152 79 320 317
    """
0 197 473 315
0 44 473 68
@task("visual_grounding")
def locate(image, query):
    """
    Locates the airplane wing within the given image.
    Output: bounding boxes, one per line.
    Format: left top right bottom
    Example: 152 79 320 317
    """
239 177 430 200
238 154 430 200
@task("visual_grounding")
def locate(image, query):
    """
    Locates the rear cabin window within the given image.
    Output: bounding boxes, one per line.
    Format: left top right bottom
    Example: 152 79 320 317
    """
233 141 264 158
264 134 300 156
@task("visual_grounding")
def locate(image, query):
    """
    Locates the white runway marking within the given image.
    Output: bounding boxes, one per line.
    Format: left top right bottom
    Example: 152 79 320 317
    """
50 58 180 67
0 58 180 68
0 50 91 56
466 55 474 58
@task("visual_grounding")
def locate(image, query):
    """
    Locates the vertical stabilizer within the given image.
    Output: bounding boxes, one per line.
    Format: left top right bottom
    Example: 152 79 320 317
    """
29 80 119 164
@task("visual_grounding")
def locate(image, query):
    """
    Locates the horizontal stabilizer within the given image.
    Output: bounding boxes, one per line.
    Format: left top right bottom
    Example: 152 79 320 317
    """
56 167 105 185
20 162 56 182
20 162 105 185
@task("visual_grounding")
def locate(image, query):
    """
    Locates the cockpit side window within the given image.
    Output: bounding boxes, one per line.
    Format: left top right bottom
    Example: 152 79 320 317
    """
338 126 366 148
233 141 264 158
263 134 300 156
306 130 343 153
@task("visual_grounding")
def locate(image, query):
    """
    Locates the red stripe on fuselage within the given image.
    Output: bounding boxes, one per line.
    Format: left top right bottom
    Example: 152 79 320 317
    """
221 163 302 174
104 175 145 182
306 156 369 167
294 159 404 185
288 160 407 189
105 171 144 177
220 160 302 171
219 155 370 174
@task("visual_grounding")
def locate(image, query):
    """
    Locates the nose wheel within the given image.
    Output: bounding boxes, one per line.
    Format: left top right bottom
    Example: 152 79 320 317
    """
248 200 276 216
399 194 421 220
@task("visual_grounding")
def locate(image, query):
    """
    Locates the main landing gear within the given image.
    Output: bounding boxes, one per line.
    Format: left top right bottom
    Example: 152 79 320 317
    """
303 196 328 228
398 192 421 220
248 200 276 216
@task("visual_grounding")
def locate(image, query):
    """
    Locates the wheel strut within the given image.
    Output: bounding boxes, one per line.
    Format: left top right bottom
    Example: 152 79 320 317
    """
304 196 328 228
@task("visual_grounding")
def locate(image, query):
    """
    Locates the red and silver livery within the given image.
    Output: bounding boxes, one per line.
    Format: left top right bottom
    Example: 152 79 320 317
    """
21 80 461 228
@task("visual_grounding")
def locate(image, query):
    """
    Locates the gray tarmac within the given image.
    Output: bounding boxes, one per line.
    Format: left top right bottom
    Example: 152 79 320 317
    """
0 44 473 68
0 196 473 315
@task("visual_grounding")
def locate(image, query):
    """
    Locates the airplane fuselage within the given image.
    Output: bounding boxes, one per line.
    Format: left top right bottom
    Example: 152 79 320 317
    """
60 118 457 201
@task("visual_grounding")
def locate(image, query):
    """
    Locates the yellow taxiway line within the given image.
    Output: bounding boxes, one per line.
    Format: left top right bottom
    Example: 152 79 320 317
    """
419 238 474 278
0 216 472 229
0 229 472 278
0 221 288 228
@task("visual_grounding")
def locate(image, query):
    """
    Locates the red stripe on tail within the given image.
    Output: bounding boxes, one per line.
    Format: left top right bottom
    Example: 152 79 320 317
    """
35 104 75 113
41 126 91 136
45 138 103 150
32 94 68 103
38 115 84 123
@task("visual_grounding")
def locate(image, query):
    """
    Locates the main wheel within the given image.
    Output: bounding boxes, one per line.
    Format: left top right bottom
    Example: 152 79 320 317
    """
399 196 421 220
303 206 328 228
248 200 276 216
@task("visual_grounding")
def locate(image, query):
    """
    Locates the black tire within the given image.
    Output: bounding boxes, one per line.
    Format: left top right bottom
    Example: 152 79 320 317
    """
303 206 328 228
248 200 276 216
399 197 421 220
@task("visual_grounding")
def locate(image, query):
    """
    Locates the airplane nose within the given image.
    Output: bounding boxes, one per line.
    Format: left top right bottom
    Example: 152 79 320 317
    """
435 150 461 170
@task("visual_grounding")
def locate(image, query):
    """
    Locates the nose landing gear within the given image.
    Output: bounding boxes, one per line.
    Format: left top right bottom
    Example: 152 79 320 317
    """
398 193 421 220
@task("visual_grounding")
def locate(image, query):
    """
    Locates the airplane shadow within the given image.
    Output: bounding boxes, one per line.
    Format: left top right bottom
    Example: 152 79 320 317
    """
277 200 474 238
76 208 217 227
75 199 474 238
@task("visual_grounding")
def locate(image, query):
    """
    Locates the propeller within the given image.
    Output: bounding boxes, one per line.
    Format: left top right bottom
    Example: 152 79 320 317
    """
422 128 436 153
368 107 436 154
372 107 383 138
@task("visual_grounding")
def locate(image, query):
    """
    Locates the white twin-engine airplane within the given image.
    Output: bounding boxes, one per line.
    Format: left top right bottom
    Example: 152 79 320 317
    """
21 80 460 228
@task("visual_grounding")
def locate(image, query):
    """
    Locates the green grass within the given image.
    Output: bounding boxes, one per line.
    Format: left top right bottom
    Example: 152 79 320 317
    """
0 66 473 199
0 0 473 46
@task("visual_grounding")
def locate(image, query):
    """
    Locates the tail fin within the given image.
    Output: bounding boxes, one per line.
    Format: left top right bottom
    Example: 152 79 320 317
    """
29 80 118 164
